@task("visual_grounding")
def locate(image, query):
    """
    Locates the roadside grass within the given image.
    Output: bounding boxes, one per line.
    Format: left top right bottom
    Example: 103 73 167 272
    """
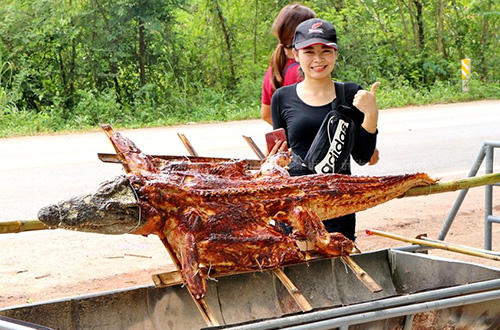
0 78 498 138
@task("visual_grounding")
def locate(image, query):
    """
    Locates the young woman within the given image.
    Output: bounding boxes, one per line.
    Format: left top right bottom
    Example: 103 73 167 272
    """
271 18 380 240
260 3 316 125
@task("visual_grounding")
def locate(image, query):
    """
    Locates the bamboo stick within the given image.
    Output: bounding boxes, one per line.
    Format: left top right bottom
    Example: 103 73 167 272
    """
242 135 266 160
402 172 500 197
273 268 313 312
177 133 199 157
340 256 383 293
418 236 500 257
158 233 219 326
0 220 49 233
366 229 500 262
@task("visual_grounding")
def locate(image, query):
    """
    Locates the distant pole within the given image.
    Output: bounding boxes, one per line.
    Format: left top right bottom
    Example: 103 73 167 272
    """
461 58 471 92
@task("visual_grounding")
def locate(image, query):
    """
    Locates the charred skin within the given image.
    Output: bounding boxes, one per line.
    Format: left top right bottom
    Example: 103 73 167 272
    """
38 129 437 299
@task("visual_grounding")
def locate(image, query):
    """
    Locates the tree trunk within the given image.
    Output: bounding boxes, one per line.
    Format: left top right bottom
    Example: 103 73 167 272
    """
396 0 411 53
360 0 388 32
94 0 122 102
57 48 68 98
436 0 447 58
450 0 464 59
333 0 345 12
479 0 492 81
253 0 258 66
214 1 236 87
406 0 421 50
68 0 76 108
138 17 147 86
414 0 424 48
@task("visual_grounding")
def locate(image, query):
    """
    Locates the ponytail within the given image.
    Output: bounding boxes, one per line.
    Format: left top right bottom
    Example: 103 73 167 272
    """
269 44 288 90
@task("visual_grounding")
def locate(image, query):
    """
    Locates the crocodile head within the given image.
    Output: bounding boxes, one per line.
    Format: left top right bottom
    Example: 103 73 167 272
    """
38 175 144 234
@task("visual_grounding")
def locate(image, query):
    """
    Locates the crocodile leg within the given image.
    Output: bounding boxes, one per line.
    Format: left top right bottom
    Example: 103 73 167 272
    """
289 206 354 256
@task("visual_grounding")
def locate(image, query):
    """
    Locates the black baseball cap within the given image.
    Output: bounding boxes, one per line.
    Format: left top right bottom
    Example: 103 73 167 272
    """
293 18 338 50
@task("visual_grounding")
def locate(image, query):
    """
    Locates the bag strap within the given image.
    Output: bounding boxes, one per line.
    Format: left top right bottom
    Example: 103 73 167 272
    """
333 81 346 108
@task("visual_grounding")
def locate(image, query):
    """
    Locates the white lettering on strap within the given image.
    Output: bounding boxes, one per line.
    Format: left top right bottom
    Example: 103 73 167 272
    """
314 119 349 174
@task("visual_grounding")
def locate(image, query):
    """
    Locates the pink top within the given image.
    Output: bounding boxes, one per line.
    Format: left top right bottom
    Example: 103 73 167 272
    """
261 58 302 105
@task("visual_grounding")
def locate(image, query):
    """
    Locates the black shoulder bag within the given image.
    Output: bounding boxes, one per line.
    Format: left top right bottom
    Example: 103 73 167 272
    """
302 82 356 174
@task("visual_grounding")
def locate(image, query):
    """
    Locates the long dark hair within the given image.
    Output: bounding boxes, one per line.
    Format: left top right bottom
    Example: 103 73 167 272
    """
269 4 315 90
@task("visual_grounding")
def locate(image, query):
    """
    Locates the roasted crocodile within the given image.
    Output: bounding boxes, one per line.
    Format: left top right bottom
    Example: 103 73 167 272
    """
38 127 436 299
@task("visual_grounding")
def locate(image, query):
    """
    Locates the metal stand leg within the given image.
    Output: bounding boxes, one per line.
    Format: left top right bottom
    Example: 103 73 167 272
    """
437 145 486 240
485 145 494 250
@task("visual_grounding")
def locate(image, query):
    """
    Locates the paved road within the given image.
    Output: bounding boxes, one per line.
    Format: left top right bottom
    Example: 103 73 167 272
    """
1 99 499 222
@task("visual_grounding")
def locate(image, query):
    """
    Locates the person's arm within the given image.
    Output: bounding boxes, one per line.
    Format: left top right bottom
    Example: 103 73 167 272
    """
351 82 380 165
261 67 273 124
368 148 379 165
261 104 272 125
353 82 379 134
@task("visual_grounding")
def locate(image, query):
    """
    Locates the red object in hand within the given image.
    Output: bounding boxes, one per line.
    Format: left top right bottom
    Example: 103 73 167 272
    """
265 128 286 153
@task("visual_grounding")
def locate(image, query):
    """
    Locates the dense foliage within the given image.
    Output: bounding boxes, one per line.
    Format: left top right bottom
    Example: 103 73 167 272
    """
0 0 499 136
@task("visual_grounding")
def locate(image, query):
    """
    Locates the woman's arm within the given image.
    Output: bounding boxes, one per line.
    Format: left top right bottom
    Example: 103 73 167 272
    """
351 82 380 165
261 104 272 125
353 82 379 133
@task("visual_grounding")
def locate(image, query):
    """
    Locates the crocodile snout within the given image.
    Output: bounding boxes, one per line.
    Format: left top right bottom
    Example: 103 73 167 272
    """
38 204 61 227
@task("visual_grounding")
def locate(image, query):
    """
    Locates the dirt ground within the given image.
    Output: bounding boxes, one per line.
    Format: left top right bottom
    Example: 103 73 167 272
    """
1 174 499 309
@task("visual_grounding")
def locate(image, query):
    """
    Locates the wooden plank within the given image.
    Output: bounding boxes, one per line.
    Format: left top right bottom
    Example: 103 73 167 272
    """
152 267 316 313
97 153 262 170
340 256 383 293
152 271 183 287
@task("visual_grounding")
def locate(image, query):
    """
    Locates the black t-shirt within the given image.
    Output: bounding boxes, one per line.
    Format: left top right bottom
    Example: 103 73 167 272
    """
270 81 377 240
271 82 377 175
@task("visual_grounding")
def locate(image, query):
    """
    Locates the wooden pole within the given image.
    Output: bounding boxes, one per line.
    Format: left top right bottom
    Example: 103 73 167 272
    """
97 153 262 169
418 235 500 257
157 233 219 326
340 256 383 293
273 268 313 312
177 133 199 157
0 220 49 233
242 135 266 160
402 173 500 197
366 229 500 262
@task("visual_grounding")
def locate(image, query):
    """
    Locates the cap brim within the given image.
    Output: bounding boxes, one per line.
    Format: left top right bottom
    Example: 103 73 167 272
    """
294 39 337 50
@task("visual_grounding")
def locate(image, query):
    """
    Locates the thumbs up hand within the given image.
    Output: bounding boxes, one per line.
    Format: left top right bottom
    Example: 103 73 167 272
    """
353 82 379 116
353 81 380 133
